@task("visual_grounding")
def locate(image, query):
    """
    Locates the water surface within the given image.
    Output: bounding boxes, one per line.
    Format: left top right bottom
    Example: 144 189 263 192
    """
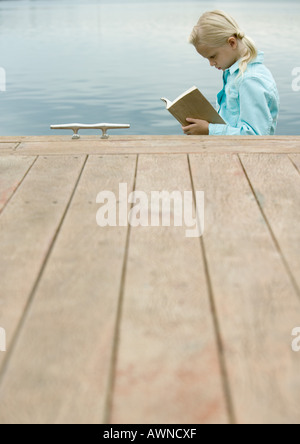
0 0 299 135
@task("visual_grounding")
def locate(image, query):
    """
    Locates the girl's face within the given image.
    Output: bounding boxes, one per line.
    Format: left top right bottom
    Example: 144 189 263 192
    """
196 37 242 71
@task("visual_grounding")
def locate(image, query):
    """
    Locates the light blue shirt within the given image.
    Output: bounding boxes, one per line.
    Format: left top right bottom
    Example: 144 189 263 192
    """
208 51 280 135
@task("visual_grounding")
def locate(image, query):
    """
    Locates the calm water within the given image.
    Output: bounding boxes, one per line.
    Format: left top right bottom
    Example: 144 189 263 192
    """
0 0 299 136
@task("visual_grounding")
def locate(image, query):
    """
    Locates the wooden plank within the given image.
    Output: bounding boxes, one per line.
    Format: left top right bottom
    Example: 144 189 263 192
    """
289 154 300 174
14 137 300 155
0 143 19 155
0 155 137 424
110 154 228 425
1 135 300 144
0 155 86 372
239 153 300 293
0 156 37 214
189 153 300 424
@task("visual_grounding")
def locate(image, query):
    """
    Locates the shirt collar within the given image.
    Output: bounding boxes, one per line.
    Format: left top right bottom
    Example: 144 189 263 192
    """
226 50 264 75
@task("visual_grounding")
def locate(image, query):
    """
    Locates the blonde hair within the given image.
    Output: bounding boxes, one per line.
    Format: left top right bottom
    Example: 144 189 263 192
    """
189 10 257 78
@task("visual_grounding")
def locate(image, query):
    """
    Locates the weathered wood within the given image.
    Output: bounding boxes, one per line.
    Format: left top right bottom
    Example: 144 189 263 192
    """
0 156 37 214
13 136 300 156
289 154 300 174
0 155 137 424
189 153 300 424
0 136 300 425
0 156 86 372
239 153 300 293
110 154 228 425
0 143 19 154
0 135 300 143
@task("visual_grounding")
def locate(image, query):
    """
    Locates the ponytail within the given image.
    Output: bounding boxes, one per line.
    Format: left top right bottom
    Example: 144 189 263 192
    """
236 33 258 78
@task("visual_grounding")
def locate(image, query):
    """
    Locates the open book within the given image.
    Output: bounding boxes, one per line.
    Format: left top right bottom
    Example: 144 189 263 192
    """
161 86 225 126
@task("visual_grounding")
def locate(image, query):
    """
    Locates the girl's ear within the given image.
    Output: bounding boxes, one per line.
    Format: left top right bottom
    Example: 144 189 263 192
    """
228 36 238 49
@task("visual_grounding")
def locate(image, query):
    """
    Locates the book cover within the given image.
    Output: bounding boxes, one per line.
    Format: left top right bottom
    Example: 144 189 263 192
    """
161 86 225 127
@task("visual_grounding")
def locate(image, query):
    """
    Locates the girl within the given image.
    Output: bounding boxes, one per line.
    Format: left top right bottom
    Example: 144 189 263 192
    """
182 10 280 136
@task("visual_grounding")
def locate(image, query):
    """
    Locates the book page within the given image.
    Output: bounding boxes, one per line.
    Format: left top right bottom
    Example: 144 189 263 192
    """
160 98 173 109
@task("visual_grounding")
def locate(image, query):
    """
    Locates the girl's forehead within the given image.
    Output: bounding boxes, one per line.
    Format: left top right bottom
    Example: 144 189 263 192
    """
196 45 219 58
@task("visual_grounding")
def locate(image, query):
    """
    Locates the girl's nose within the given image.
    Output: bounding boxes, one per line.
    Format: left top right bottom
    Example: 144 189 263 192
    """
209 60 216 67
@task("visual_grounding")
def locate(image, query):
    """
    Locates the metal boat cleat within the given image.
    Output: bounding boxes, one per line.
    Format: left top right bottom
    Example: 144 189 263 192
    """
50 123 130 139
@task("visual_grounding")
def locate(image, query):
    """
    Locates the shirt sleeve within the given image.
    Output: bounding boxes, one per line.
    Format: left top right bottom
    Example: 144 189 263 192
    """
209 76 274 136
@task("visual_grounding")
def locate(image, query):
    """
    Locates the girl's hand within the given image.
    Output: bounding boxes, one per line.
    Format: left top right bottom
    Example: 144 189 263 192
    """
182 118 209 135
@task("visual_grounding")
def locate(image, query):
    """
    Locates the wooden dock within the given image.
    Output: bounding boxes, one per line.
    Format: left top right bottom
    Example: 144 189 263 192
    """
0 135 300 424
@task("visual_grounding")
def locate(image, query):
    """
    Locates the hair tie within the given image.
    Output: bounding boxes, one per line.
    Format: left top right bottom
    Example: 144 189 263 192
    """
237 30 245 39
